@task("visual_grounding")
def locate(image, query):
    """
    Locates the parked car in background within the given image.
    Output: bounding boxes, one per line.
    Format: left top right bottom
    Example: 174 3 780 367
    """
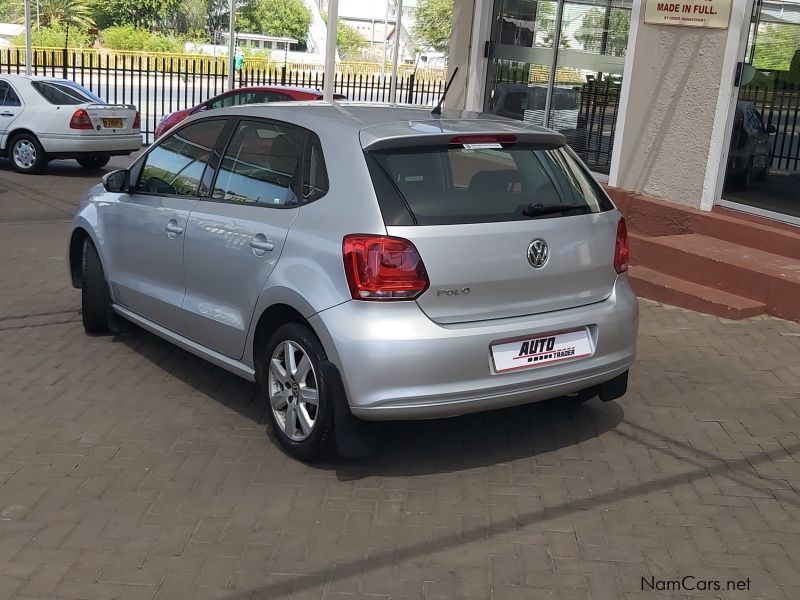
69 104 638 461
489 83 588 155
727 101 775 189
155 86 347 139
0 74 141 174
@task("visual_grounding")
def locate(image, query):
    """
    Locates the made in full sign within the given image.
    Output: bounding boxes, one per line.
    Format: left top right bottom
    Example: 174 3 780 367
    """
656 1 718 15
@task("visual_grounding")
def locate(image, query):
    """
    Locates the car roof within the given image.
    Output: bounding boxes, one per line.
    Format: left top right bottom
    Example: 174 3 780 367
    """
208 102 566 148
220 85 323 95
0 74 81 83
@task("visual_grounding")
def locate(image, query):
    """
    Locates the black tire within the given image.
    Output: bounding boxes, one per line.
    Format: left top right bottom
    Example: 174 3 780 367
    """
81 239 114 334
77 155 111 170
9 133 46 174
260 323 335 461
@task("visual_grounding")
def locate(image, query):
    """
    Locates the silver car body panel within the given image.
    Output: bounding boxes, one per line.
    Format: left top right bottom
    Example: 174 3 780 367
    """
309 277 638 420
181 201 299 359
70 103 638 420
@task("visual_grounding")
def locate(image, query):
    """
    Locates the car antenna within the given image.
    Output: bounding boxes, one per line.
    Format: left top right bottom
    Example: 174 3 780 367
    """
431 67 459 117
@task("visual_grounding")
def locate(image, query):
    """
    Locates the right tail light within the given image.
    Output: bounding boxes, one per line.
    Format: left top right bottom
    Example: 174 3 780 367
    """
614 217 630 274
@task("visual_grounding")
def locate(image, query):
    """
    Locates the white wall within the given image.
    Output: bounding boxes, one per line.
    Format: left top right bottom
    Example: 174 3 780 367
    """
609 0 752 211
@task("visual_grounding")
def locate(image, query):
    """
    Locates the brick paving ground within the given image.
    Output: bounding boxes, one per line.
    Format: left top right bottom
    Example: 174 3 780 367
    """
0 158 799 600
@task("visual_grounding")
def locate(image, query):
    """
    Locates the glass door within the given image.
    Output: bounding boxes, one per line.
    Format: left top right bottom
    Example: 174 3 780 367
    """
720 0 800 223
485 0 632 175
485 0 561 127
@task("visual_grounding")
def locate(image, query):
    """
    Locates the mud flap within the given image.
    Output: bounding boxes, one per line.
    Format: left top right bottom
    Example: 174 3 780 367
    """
321 361 380 458
599 370 629 402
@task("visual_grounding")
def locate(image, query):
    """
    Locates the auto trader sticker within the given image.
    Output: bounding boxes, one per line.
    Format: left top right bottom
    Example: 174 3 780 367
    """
491 329 593 373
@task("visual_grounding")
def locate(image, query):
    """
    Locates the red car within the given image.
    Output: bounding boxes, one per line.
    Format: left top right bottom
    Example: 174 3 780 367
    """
154 86 345 139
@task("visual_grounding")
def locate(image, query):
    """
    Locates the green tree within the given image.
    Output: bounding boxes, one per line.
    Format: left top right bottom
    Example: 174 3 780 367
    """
576 7 631 57
753 24 800 72
0 0 20 22
238 0 311 42
413 0 452 52
336 21 367 60
92 0 181 30
24 0 94 30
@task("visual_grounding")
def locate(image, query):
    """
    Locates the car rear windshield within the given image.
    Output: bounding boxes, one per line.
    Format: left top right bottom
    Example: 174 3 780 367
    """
32 81 102 105
368 143 613 226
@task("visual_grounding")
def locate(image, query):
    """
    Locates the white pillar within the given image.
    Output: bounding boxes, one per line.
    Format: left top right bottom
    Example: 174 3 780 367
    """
227 0 236 90
447 0 493 113
389 0 403 104
323 0 338 101
608 0 752 211
24 0 32 76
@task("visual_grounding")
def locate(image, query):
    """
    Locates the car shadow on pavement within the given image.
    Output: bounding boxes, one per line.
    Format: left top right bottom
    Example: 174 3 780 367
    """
116 326 624 478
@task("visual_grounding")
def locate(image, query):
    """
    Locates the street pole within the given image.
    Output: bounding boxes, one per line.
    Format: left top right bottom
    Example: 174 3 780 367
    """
381 0 390 78
323 0 338 101
23 0 31 76
389 0 402 104
227 0 236 90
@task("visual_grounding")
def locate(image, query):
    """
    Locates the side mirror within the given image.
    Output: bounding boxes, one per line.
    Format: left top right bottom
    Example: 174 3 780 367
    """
766 124 777 134
103 169 130 193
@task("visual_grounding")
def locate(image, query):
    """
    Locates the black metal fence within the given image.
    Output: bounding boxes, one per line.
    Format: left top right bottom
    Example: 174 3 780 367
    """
740 72 800 172
0 49 446 143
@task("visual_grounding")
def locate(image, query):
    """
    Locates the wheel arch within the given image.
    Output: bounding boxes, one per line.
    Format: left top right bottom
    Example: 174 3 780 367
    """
251 303 314 385
68 225 107 290
5 128 40 152
69 228 91 288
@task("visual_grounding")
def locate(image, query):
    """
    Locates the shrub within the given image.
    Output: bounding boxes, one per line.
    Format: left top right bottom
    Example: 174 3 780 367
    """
13 24 91 48
101 25 182 53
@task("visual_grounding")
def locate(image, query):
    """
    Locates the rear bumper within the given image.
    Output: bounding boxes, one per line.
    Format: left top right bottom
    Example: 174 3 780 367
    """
38 133 143 156
310 276 639 420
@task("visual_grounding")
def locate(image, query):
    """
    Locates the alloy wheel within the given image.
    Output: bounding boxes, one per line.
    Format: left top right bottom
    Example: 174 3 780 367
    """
268 340 319 441
13 140 37 170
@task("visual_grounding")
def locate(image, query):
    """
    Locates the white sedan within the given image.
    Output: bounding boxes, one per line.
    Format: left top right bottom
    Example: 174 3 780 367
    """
0 74 142 174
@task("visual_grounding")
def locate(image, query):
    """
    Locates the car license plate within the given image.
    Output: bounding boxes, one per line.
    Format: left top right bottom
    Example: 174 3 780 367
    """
491 329 593 373
103 118 123 128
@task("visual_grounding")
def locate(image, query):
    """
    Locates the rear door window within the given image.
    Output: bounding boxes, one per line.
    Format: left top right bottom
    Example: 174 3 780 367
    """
32 81 99 105
369 143 613 225
212 120 305 205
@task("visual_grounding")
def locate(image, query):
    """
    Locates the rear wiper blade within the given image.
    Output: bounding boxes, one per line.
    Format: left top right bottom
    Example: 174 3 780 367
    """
521 203 590 217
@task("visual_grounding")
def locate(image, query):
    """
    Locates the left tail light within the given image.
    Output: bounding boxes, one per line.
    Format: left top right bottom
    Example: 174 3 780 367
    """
133 111 141 130
69 109 93 130
343 235 429 300
614 217 630 274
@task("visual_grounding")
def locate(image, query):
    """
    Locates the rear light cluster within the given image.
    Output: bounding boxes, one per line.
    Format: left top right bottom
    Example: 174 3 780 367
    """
69 109 93 130
614 217 630 274
343 235 429 300
133 111 141 130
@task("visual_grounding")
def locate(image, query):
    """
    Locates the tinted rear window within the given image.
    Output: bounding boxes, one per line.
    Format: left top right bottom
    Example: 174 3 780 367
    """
369 144 613 226
32 81 101 105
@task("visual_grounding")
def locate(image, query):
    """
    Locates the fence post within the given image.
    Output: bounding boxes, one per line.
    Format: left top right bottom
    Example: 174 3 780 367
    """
406 72 415 104
62 48 67 79
281 65 286 86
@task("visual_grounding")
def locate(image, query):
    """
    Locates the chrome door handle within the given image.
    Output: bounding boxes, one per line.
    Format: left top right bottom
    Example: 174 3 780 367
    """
165 220 184 235
250 235 274 253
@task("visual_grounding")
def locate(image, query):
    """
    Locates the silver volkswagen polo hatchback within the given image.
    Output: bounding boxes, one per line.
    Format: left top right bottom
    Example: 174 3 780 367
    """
69 103 638 460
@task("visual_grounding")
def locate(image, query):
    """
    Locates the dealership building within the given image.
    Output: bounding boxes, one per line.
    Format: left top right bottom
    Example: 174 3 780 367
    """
426 0 800 321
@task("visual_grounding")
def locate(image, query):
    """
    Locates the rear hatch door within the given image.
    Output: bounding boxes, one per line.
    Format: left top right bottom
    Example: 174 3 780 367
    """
363 127 620 324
